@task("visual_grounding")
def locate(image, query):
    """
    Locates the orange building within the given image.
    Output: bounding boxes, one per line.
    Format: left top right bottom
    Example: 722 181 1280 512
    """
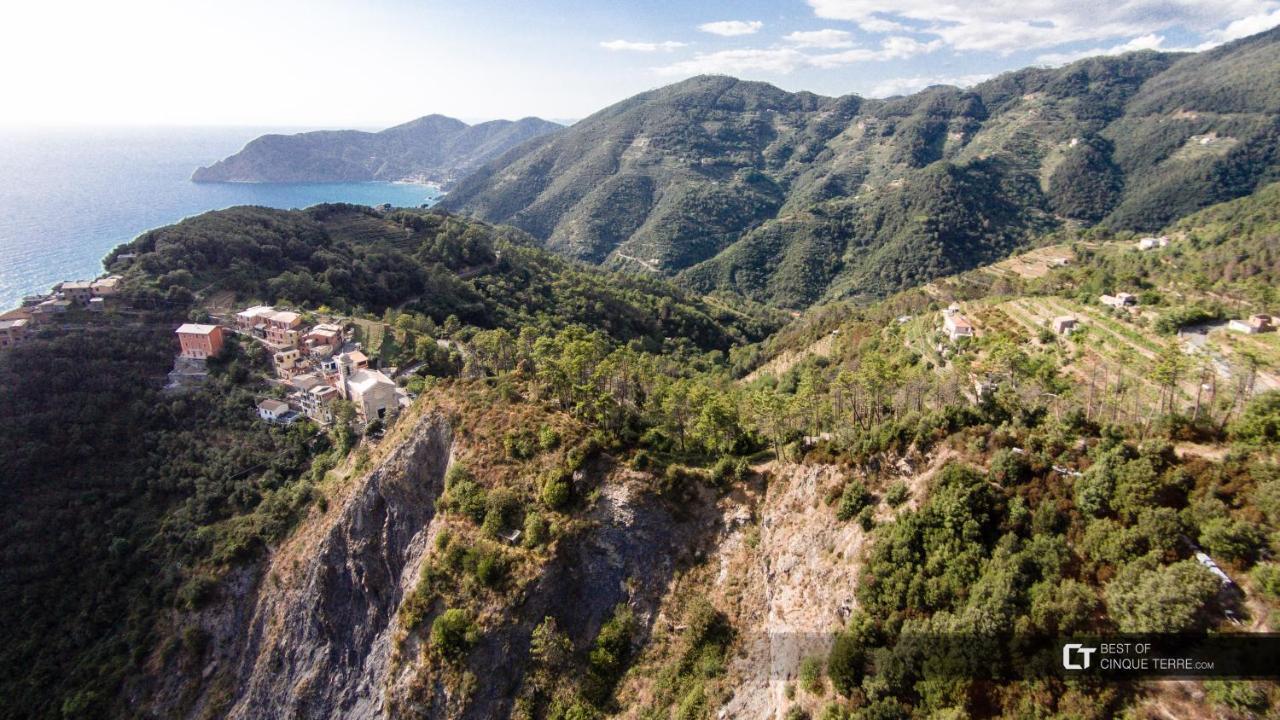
176 323 225 360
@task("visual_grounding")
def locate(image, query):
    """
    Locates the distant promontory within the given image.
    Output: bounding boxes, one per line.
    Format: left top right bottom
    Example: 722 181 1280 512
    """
191 115 562 187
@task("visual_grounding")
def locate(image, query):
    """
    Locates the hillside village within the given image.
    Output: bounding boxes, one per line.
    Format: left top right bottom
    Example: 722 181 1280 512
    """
0 275 122 348
175 304 407 427
0 269 408 430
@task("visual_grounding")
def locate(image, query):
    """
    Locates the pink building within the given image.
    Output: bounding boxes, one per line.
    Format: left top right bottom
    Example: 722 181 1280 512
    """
176 324 225 360
265 311 302 347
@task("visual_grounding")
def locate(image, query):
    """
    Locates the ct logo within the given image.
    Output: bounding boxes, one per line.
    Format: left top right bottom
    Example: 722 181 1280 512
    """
1062 643 1097 670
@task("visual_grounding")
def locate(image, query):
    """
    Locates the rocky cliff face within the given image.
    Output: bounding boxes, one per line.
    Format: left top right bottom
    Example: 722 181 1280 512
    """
139 404 940 720
140 412 455 720
226 413 455 719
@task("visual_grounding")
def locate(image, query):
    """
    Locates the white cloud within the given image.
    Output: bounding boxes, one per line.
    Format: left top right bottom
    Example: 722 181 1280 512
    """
806 0 1280 54
698 20 764 37
869 73 994 97
1204 7 1280 45
1035 33 1166 65
600 39 688 52
656 35 942 76
657 48 810 76
783 29 855 48
857 15 909 33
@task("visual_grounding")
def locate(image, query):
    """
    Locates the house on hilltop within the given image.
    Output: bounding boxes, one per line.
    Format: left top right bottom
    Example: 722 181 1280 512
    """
1100 292 1137 309
1229 315 1274 334
0 318 30 348
257 398 299 424
944 312 973 341
176 323 225 360
343 368 397 423
1052 316 1078 335
265 311 302 347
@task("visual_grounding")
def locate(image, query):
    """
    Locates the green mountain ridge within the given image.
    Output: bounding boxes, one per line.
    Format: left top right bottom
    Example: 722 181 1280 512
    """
440 27 1280 308
191 115 563 187
4 179 1280 719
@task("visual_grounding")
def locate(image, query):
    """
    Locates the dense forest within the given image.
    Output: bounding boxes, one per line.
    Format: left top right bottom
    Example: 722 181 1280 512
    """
442 27 1280 308
5 28 1280 720
4 178 1279 717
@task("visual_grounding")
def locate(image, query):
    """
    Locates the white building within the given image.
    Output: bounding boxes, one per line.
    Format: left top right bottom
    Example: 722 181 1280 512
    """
1100 292 1137 309
1136 236 1170 250
944 313 974 341
344 369 398 423
257 398 291 422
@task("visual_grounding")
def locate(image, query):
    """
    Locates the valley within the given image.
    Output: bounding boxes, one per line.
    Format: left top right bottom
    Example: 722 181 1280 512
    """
3 25 1280 720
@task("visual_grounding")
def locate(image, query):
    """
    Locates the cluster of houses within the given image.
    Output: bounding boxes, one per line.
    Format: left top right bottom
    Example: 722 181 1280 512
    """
236 305 404 426
0 275 123 349
172 305 406 425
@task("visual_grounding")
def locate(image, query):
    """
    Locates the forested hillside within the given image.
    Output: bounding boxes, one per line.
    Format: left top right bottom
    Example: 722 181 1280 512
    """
109 203 779 351
441 27 1280 308
3 180 1280 718
8 27 1280 717
0 205 778 719
191 115 562 186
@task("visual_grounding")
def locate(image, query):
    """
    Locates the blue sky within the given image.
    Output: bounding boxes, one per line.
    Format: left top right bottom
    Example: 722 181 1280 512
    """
2 0 1279 127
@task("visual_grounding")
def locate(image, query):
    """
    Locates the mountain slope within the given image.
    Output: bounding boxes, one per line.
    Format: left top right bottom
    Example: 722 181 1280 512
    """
441 27 1280 308
191 115 563 187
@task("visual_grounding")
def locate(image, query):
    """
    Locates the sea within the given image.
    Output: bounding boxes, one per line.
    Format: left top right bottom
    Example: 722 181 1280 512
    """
0 126 442 310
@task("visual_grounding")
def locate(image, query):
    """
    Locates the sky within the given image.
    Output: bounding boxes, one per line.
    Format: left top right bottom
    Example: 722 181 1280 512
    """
2 0 1279 128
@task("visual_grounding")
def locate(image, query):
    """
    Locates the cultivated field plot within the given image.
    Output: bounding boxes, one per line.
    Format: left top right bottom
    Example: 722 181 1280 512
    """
1197 324 1280 393
983 244 1077 280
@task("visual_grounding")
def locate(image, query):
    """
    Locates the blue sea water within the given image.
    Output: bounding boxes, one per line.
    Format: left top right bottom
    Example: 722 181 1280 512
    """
0 126 441 310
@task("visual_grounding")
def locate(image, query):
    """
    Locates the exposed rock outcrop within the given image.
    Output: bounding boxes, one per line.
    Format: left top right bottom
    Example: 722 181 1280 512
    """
226 413 454 719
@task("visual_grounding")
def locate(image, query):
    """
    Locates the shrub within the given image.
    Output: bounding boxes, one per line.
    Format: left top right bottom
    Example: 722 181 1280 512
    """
538 425 562 451
988 448 1028 486
1105 558 1220 633
1199 517 1266 563
1205 680 1269 713
799 656 824 694
819 705 854 720
1153 304 1223 335
1252 563 1280 599
474 548 507 587
431 608 478 660
584 604 636 705
541 470 572 510
836 480 872 521
523 511 549 548
827 632 864 697
1230 391 1280 448
856 505 876 531
444 465 487 523
631 449 653 470
176 574 219 611
482 488 521 537
504 430 537 459
884 482 910 507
